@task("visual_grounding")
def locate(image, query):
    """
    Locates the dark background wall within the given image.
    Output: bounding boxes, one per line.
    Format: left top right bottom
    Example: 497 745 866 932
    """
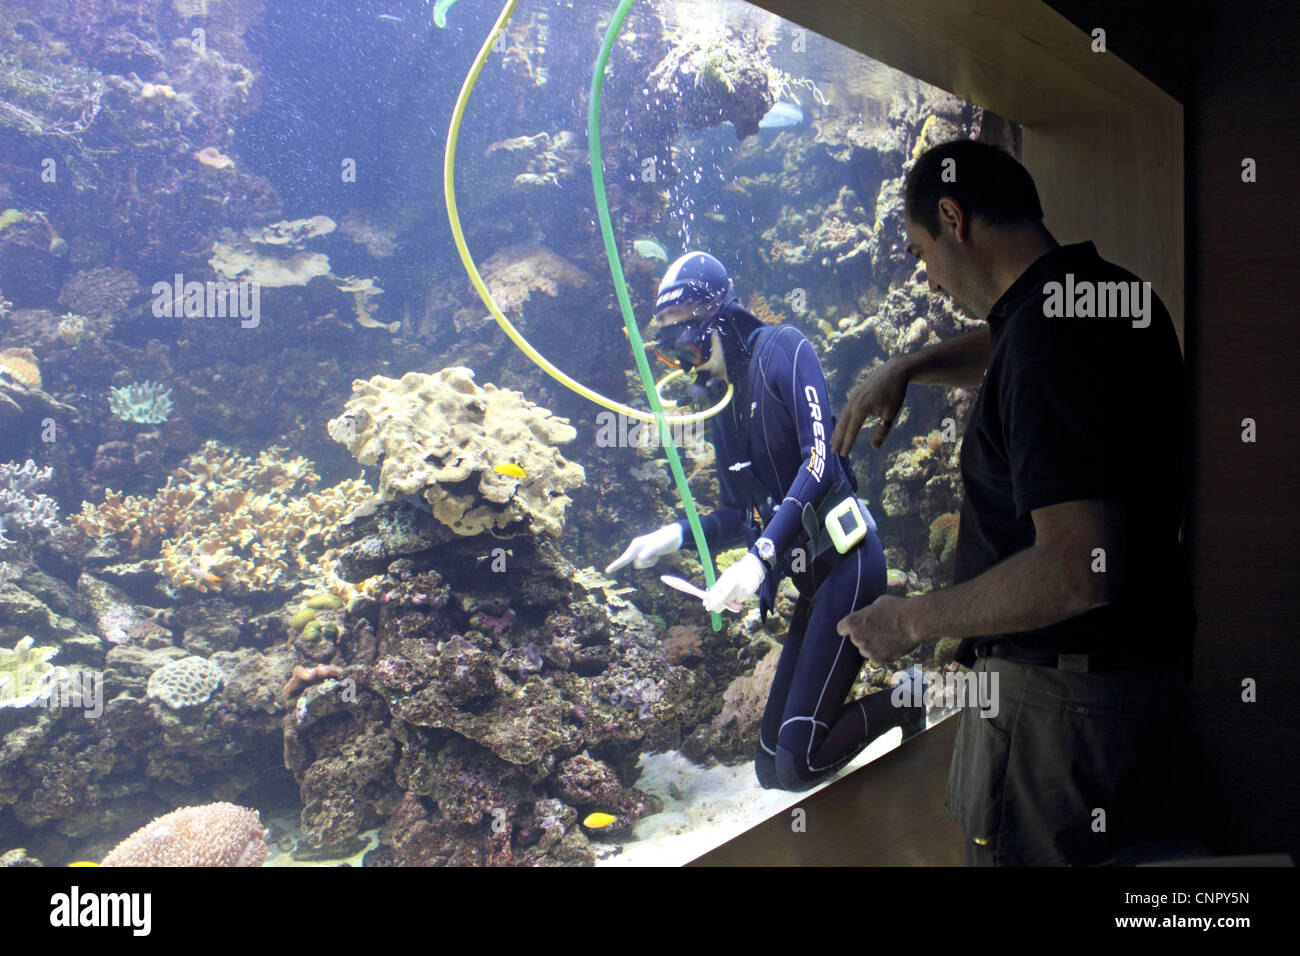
1046 0 1300 859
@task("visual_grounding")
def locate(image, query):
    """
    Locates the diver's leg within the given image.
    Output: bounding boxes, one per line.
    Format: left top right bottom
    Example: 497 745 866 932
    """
772 534 918 790
754 597 811 788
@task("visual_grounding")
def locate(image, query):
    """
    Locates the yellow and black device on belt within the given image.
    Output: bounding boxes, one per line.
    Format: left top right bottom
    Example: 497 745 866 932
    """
825 496 868 553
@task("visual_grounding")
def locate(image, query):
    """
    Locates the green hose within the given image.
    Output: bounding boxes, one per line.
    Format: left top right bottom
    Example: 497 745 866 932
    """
588 0 722 631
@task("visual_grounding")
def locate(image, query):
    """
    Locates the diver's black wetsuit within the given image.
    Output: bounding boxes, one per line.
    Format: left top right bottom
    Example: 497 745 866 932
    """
673 315 912 791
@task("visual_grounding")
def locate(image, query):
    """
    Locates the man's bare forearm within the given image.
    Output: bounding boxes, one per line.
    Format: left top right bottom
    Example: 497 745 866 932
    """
905 541 1104 643
899 327 990 388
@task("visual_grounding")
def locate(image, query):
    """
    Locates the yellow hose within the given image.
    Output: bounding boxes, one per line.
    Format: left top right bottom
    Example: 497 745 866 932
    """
442 0 732 425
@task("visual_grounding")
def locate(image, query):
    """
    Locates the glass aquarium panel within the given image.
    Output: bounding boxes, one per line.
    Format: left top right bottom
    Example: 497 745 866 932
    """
0 0 1014 867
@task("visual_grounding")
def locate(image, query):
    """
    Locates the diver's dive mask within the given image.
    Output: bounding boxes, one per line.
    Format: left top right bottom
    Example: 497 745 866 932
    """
652 318 726 410
653 318 714 372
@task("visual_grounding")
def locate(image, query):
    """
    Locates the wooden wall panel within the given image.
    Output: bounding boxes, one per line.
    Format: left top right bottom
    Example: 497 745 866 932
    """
1022 110 1185 347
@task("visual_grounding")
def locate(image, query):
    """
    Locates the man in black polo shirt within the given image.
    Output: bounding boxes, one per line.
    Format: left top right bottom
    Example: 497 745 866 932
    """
831 140 1194 866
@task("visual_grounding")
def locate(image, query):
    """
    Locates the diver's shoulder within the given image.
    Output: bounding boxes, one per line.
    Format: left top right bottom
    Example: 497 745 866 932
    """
763 323 810 354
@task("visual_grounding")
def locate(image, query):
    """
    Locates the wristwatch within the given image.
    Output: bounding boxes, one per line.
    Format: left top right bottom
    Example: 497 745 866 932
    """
754 537 777 574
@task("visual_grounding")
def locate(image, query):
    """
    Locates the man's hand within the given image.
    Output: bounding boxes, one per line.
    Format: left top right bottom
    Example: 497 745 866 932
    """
831 358 911 455
837 594 921 663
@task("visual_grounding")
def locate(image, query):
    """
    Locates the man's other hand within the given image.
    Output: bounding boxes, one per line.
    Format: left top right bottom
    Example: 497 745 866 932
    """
838 594 919 663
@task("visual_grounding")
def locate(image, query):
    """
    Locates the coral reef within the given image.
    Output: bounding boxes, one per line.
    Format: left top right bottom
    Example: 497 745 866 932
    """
338 210 397 258
107 380 173 423
57 266 140 321
472 242 595 318
662 624 704 665
0 10 277 271
74 441 370 597
0 461 60 550
282 663 343 698
702 643 781 761
745 293 786 326
327 368 585 539
208 218 334 288
100 802 268 867
208 216 395 332
484 131 584 189
928 513 961 564
648 28 775 139
146 655 224 710
0 347 41 388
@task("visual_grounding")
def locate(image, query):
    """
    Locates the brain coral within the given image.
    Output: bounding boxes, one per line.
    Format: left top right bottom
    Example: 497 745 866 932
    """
327 367 585 538
146 655 224 709
101 802 268 867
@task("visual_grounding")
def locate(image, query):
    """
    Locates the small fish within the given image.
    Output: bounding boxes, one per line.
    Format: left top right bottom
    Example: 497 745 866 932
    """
493 463 525 479
886 568 908 588
632 238 668 262
433 0 459 29
67 861 100 867
582 812 617 829
376 13 404 22
758 101 805 130
703 212 727 223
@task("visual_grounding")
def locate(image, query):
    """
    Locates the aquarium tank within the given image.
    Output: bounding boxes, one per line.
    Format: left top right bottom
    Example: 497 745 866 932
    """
0 0 1017 867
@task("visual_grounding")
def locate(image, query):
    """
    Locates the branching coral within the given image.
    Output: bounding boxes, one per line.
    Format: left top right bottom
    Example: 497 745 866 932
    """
745 293 786 326
0 636 70 709
0 460 60 550
108 380 173 423
74 441 370 595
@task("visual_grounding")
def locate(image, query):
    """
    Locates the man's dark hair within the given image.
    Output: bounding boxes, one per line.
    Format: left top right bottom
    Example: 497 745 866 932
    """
904 140 1043 238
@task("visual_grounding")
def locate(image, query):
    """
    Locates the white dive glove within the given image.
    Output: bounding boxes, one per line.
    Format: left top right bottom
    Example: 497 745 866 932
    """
605 524 684 574
703 552 766 614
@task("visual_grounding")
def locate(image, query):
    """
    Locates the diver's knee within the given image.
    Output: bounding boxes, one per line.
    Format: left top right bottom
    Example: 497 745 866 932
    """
774 746 818 792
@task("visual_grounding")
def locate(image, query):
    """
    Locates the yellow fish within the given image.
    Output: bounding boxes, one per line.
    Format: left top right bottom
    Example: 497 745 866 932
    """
582 812 617 829
493 463 525 479
68 861 101 867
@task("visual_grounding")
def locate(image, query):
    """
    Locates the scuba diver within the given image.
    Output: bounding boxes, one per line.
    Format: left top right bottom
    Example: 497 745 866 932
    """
606 252 926 791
